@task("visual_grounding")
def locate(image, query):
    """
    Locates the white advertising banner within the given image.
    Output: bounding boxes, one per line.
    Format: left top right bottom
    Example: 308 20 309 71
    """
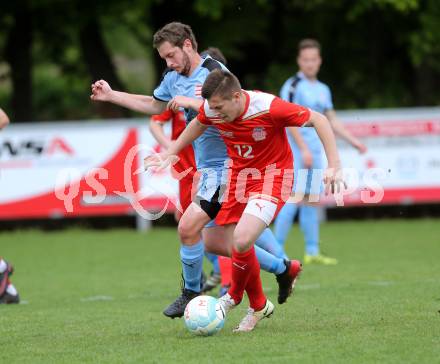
1 107 439 220
322 107 440 205
0 121 140 219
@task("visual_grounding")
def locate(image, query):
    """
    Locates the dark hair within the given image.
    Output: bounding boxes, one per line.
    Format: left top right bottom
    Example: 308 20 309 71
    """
200 47 227 65
298 38 321 54
153 22 198 50
201 69 241 100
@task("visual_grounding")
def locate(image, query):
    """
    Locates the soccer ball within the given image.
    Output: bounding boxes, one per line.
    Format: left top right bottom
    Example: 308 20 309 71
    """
184 295 226 336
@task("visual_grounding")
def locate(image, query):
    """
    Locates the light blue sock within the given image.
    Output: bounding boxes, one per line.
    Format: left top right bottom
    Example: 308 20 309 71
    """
255 245 286 275
256 228 288 259
180 241 204 292
204 252 220 274
273 203 298 249
299 205 319 256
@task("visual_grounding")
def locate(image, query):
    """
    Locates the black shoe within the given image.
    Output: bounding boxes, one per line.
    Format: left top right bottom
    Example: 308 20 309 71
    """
275 259 302 304
200 271 207 291
201 271 221 293
163 289 199 318
0 292 19 304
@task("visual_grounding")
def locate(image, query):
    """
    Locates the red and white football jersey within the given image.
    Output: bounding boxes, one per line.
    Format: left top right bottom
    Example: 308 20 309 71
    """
151 110 197 212
198 91 309 174
151 109 196 175
197 90 311 224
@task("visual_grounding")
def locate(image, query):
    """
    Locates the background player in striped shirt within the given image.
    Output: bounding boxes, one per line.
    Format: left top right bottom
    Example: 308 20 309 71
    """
274 39 367 265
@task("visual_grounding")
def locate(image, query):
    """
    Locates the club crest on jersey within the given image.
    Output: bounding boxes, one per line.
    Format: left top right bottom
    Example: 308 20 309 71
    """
252 127 267 141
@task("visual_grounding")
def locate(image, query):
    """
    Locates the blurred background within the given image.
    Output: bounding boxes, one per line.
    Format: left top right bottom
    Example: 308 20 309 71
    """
1 0 440 228
1 0 440 122
1 3 439 360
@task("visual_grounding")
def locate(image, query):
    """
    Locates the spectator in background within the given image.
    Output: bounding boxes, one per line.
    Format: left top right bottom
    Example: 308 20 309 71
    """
273 39 367 265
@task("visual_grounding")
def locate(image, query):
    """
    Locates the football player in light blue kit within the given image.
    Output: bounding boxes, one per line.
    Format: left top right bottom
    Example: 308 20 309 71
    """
91 22 296 318
274 39 367 265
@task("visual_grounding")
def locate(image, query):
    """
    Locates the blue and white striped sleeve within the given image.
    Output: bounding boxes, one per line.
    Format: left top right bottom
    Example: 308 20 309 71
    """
279 77 293 101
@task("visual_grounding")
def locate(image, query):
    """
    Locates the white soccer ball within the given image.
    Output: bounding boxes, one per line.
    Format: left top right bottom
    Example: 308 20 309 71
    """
184 295 226 336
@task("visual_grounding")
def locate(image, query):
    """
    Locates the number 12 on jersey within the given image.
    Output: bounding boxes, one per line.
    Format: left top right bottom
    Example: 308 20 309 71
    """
233 144 254 158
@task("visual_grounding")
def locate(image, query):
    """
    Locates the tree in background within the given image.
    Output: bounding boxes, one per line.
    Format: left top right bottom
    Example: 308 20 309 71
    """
0 0 439 122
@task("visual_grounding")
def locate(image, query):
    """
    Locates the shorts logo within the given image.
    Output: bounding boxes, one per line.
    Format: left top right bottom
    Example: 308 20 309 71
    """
252 127 267 141
255 202 265 212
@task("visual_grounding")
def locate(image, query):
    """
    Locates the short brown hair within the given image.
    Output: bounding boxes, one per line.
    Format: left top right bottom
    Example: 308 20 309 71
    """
153 22 198 50
200 47 227 65
201 70 241 100
298 38 321 54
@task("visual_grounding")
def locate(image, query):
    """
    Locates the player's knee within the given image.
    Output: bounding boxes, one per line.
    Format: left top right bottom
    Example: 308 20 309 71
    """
178 220 198 244
232 229 253 252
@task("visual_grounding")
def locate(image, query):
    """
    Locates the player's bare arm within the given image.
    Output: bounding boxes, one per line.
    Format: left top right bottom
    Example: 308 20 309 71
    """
304 110 344 193
325 109 367 154
0 108 10 130
144 117 207 170
288 127 313 168
167 96 203 112
90 79 166 115
149 120 171 148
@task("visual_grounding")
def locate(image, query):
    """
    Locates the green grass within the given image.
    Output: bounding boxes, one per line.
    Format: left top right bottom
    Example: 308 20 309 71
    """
1 219 439 363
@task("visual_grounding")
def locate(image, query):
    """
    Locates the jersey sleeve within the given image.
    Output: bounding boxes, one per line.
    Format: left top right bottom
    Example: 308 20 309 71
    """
270 97 311 127
151 109 173 123
197 102 213 125
153 72 173 102
322 84 334 112
279 78 293 101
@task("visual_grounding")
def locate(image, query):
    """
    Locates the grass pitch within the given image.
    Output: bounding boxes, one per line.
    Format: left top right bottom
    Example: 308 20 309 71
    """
1 219 439 363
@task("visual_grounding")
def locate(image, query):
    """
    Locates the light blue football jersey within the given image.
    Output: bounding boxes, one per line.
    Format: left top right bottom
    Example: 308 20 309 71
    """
280 72 333 152
153 56 228 172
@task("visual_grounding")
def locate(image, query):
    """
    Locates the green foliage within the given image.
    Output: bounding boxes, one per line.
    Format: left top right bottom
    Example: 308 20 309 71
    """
32 61 94 121
1 0 440 120
348 0 419 20
409 0 440 70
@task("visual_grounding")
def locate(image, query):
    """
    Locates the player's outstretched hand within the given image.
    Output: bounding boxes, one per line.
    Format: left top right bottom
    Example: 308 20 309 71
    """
143 152 179 171
167 96 190 112
90 80 112 101
356 142 368 154
323 167 346 195
301 149 313 169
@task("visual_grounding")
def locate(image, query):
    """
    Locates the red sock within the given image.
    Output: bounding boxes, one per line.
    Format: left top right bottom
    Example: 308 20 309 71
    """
228 247 256 304
244 253 266 310
218 256 232 286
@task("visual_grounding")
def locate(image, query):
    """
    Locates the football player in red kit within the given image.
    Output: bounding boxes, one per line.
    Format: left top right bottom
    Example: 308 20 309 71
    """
146 70 344 332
